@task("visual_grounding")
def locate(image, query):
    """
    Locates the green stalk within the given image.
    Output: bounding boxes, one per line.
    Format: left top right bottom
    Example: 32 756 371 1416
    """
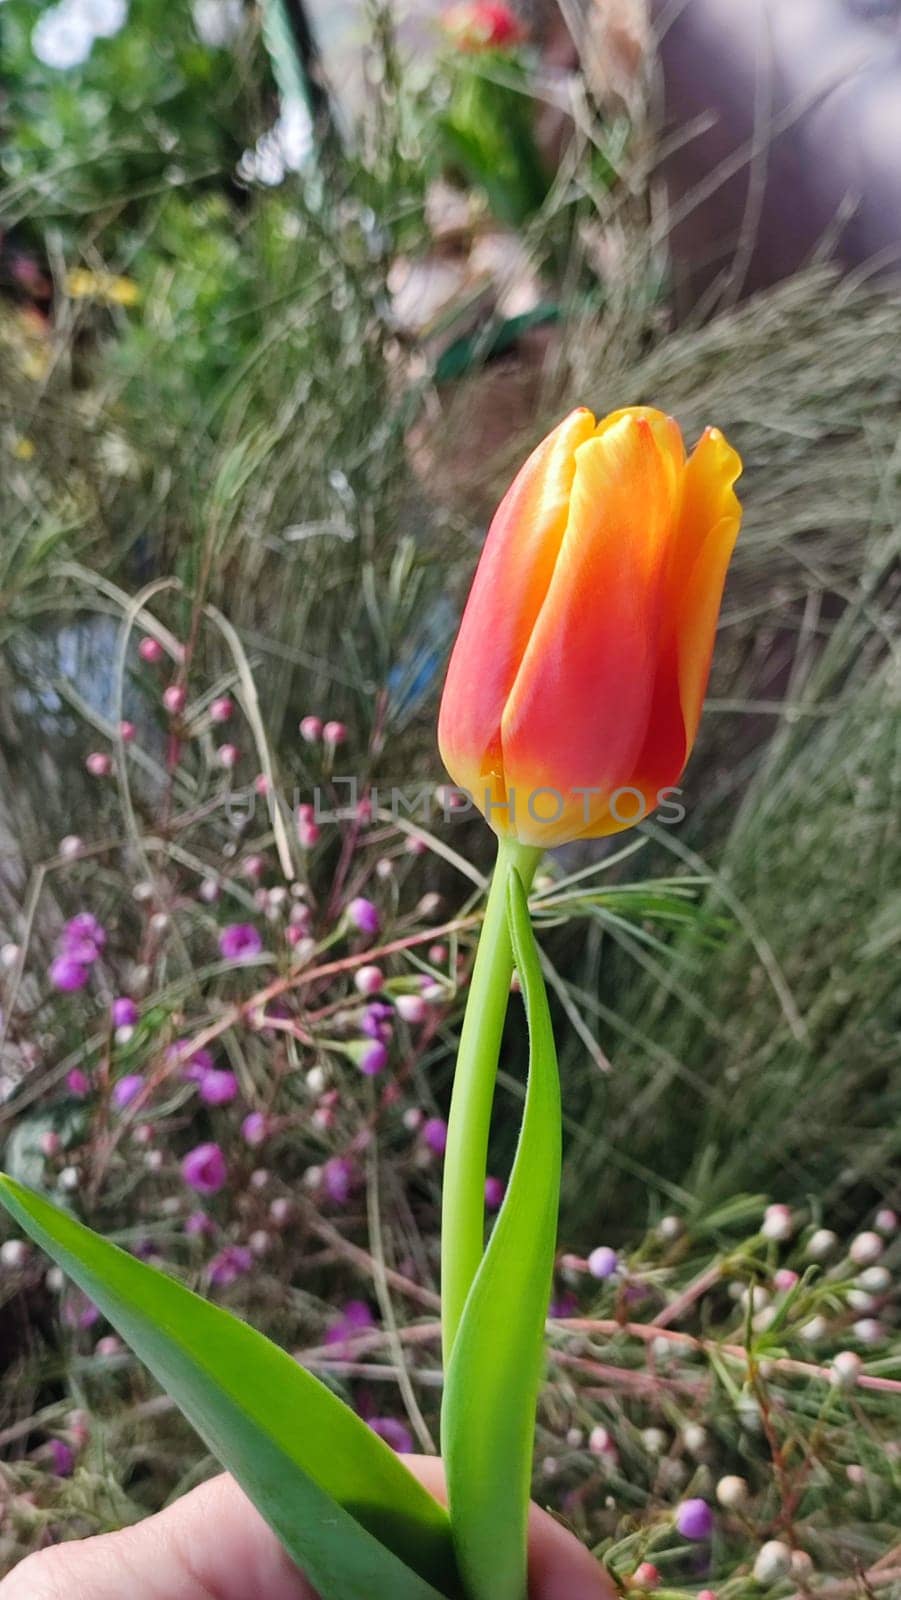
441 836 542 1367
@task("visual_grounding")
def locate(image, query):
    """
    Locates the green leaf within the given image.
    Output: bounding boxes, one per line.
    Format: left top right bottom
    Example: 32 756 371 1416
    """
441 870 561 1600
0 1174 459 1600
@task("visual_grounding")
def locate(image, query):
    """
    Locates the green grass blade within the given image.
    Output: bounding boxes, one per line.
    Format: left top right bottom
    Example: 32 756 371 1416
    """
442 870 562 1600
0 1175 459 1600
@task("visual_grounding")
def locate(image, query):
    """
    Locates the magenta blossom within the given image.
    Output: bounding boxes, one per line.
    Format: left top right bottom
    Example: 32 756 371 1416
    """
168 1042 216 1080
48 1439 76 1478
66 1068 90 1097
422 1117 448 1156
346 898 381 938
368 1417 413 1455
218 923 263 962
62 913 106 959
485 1176 506 1211
111 996 139 1028
241 1111 269 1147
359 1040 388 1076
208 1245 253 1288
181 1142 228 1195
49 956 90 993
322 1156 358 1205
198 1068 239 1106
676 1499 714 1541
112 1074 145 1110
184 1210 214 1238
325 1300 375 1348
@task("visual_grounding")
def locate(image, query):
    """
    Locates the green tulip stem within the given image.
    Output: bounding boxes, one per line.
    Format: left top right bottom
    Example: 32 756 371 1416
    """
441 835 543 1367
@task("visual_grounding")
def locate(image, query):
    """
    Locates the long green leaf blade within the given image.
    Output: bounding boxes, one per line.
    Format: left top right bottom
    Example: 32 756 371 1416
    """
442 870 562 1600
0 1174 458 1600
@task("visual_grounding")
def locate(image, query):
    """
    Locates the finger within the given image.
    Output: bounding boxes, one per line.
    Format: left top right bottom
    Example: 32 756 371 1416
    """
1 1458 615 1600
0 1474 315 1600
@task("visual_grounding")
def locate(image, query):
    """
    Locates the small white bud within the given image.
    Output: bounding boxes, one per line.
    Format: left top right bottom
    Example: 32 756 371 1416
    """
681 1423 707 1456
716 1474 748 1509
847 1289 877 1313
830 1350 862 1388
858 1265 890 1293
566 1427 584 1448
800 1315 828 1342
0 943 20 969
762 1203 793 1242
852 1317 884 1344
249 1229 270 1257
849 1231 883 1267
658 1214 683 1241
58 1165 80 1192
149 911 170 934
59 835 84 860
805 1227 837 1260
874 1207 897 1236
790 1550 814 1578
0 1239 30 1269
753 1541 792 1584
640 1427 667 1456
132 880 155 902
46 1266 66 1292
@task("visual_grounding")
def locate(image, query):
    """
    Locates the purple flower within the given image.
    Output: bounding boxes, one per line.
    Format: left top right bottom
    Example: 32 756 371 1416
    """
550 1290 579 1319
361 1001 394 1041
181 1142 228 1195
198 1068 239 1106
168 1042 216 1081
241 1112 269 1147
485 1176 506 1211
368 1417 413 1454
184 1210 214 1238
49 956 90 993
346 898 381 938
322 1156 357 1205
66 1068 90 1096
218 923 263 962
422 1117 448 1156
326 1300 375 1348
48 1439 75 1478
676 1499 714 1541
112 1074 145 1110
209 1245 253 1288
111 997 139 1028
359 1040 388 1076
63 913 106 956
587 1246 619 1280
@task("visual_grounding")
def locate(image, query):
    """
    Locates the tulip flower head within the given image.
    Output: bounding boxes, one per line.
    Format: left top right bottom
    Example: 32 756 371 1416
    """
439 407 742 846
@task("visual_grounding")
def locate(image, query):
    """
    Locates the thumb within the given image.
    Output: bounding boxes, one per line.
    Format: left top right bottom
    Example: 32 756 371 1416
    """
1 1458 614 1600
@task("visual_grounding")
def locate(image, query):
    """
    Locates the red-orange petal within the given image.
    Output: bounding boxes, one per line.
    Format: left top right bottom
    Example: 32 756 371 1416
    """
498 411 683 844
437 408 596 804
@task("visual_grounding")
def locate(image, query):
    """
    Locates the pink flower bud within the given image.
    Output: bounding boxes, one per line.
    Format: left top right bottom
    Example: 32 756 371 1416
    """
322 720 347 747
355 965 384 996
210 696 234 724
253 774 270 796
138 637 164 664
395 993 428 1025
217 744 239 770
119 720 137 742
162 684 187 716
299 715 322 742
85 751 112 778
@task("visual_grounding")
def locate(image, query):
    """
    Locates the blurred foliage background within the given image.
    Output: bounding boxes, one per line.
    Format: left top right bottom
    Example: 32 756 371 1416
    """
1 0 900 1588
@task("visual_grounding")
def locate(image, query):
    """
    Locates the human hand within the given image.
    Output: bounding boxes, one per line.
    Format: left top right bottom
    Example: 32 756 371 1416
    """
1 1456 614 1600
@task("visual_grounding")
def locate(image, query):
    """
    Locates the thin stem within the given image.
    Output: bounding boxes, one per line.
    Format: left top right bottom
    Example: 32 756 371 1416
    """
440 836 542 1366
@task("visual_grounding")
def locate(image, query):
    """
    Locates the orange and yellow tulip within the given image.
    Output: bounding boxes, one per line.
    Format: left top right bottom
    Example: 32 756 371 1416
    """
438 405 743 846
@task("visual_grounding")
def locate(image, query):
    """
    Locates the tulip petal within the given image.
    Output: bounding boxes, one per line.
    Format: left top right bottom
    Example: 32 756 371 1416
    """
673 427 743 749
499 412 682 844
438 408 596 811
